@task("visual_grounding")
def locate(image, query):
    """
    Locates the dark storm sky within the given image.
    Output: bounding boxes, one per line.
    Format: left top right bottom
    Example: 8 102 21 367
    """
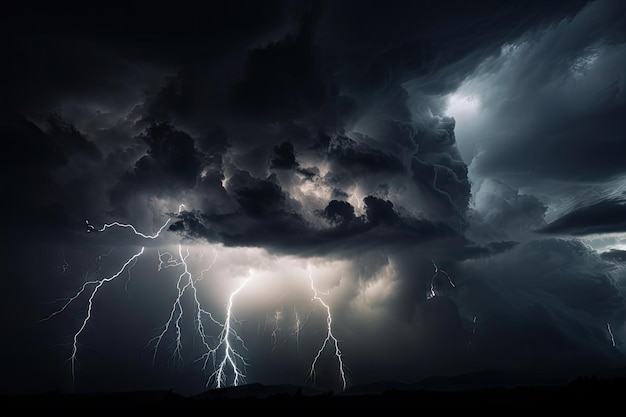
1 0 625 396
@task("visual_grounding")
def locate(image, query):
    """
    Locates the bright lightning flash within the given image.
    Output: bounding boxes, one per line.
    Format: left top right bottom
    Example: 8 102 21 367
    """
42 210 177 388
44 207 350 393
427 259 456 300
306 264 347 391
208 270 253 388
147 243 223 373
43 206 251 390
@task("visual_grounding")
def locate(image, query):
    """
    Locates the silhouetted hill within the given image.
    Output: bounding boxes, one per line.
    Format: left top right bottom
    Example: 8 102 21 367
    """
191 383 324 400
3 368 626 410
409 369 564 391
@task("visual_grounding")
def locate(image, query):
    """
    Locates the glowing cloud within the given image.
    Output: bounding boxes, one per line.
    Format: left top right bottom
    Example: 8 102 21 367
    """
445 93 481 121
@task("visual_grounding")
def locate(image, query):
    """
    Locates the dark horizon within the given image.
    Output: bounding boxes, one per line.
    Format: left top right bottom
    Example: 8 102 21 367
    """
4 370 626 410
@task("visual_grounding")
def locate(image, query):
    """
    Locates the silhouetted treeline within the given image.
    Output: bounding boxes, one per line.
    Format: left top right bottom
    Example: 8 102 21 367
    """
3 377 625 411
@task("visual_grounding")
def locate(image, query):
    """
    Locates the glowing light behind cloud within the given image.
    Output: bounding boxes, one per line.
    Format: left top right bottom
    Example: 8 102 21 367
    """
443 89 483 164
445 93 480 121
170 245 356 391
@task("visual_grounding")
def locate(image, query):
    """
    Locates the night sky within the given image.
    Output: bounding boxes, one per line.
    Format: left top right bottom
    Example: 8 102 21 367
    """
2 0 625 397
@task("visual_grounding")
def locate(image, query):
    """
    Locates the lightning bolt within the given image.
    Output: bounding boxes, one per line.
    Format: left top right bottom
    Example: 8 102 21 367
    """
607 323 616 348
274 305 309 356
293 307 302 344
59 252 69 273
44 205 229 389
207 271 253 388
306 264 347 391
466 316 478 349
42 211 177 387
147 244 221 369
195 248 218 282
287 306 304 354
149 249 250 389
40 247 146 385
146 207 249 389
85 217 171 239
269 295 307 353
427 259 456 300
271 308 282 351
157 249 183 271
45 205 351 393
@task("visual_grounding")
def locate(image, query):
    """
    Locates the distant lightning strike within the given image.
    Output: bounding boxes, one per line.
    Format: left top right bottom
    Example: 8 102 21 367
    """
271 308 282 351
288 306 305 353
59 252 69 273
607 323 616 348
270 298 304 353
40 247 146 384
306 265 347 391
195 248 218 282
42 212 177 387
427 259 456 300
275 305 309 355
292 307 302 352
467 316 478 349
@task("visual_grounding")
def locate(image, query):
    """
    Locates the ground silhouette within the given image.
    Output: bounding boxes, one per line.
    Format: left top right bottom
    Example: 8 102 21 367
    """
3 373 625 410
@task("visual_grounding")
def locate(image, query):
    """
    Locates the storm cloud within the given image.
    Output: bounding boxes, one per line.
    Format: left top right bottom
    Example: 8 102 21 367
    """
1 0 625 397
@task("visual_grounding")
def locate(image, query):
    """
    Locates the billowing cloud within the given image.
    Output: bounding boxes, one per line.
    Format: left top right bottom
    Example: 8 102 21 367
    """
468 178 548 241
538 198 626 236
426 0 626 210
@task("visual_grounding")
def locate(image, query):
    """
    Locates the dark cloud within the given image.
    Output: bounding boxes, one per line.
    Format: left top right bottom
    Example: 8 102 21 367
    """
230 171 292 218
45 113 103 161
109 122 202 216
324 134 407 176
447 0 626 190
468 179 548 241
139 122 200 186
460 240 521 260
1 1 294 69
601 250 626 263
322 0 589 88
538 198 626 236
321 200 357 227
471 98 626 183
455 238 626 374
169 193 461 257
270 142 299 170
411 156 470 221
228 7 328 121
0 112 109 238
